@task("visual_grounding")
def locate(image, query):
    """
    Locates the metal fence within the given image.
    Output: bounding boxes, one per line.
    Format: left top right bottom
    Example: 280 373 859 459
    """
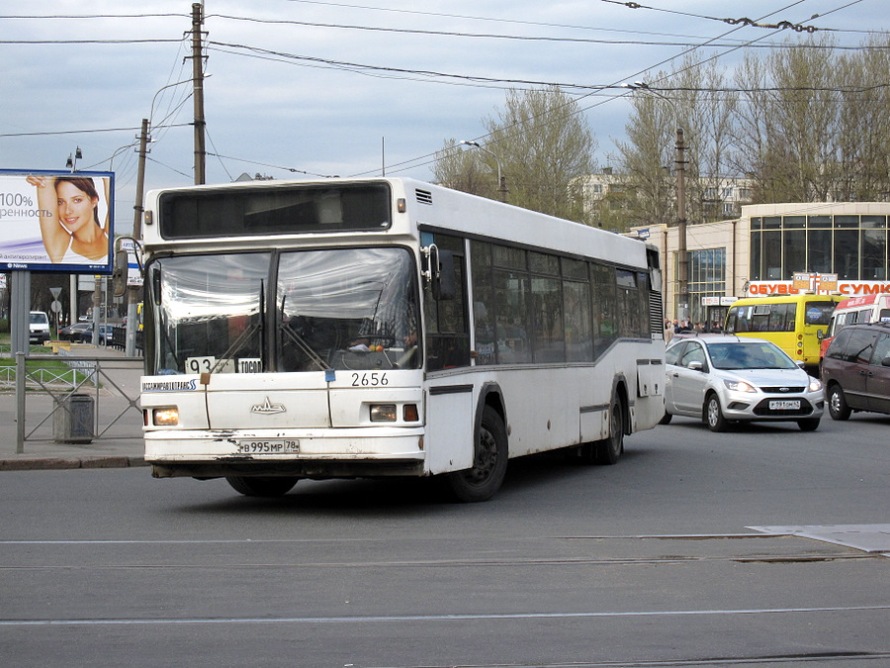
9 352 144 454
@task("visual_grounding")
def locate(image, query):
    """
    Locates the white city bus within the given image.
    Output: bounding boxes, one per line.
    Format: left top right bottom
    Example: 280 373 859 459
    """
140 178 665 501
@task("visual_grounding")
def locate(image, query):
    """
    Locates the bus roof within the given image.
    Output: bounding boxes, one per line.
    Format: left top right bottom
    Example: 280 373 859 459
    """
143 177 651 269
730 293 844 306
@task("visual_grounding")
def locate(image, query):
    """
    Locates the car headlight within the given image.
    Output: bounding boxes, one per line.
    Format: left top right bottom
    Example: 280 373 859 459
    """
808 378 823 392
723 379 756 393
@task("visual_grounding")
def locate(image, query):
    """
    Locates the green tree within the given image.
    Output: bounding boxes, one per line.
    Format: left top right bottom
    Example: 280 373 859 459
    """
433 86 596 223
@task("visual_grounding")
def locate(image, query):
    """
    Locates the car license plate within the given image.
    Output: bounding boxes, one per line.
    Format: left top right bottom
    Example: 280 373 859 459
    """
769 400 800 410
235 440 300 454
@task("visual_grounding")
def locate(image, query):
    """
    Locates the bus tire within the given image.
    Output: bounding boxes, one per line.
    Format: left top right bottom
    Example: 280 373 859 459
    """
226 476 299 497
594 394 624 465
444 406 508 503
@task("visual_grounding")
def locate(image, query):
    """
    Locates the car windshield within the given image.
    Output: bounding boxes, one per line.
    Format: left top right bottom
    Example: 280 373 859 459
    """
708 342 797 370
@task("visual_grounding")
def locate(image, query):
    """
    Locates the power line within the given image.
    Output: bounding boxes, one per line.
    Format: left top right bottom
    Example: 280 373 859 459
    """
0 39 183 45
204 13 823 48
205 153 334 179
279 0 886 37
0 123 190 139
0 13 186 19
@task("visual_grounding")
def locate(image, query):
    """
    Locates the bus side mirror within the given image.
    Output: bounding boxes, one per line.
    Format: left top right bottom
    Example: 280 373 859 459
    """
421 244 455 301
112 250 128 298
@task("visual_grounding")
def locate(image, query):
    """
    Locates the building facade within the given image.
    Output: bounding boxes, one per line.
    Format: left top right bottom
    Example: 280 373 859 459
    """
580 171 755 228
632 202 890 328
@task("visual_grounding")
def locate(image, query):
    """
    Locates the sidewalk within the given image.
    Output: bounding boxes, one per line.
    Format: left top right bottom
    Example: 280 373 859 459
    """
0 344 147 471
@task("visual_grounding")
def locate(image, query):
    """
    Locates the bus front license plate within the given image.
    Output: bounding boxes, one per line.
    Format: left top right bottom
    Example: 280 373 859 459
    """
236 440 300 454
769 400 800 410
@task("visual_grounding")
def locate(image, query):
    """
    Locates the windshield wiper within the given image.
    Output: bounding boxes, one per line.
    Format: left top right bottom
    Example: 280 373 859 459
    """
210 281 265 374
279 296 331 371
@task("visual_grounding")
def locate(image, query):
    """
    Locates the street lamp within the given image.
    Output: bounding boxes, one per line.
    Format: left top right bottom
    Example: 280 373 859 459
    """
460 140 508 203
622 82 688 322
64 146 84 326
66 146 82 173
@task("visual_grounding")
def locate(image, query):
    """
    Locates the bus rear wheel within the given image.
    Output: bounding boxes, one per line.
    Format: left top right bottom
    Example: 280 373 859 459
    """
577 393 624 465
444 406 508 503
226 476 299 497
596 395 624 465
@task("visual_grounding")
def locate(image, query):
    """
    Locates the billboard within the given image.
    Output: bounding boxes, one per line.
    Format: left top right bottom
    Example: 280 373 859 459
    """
0 169 114 274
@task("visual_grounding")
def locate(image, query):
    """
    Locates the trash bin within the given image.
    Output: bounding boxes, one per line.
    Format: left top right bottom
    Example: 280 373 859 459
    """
54 394 94 444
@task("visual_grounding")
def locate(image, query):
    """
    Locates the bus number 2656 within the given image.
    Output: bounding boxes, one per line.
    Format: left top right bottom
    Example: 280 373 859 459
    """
351 372 389 387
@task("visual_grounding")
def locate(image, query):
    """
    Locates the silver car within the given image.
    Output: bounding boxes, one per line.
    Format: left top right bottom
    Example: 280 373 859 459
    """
662 335 824 432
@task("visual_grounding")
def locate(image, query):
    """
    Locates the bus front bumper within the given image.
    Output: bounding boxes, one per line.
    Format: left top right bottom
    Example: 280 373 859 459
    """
144 428 427 479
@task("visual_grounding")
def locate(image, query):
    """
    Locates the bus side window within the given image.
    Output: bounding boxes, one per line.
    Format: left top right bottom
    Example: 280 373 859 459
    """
425 235 470 371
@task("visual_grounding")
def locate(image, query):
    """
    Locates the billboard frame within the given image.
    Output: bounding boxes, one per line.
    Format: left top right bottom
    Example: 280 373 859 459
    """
0 168 115 274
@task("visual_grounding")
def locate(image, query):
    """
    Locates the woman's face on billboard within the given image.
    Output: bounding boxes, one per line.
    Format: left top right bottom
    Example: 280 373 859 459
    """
56 180 97 233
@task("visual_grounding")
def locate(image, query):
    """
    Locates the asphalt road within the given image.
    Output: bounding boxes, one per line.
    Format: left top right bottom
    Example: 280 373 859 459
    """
2 413 889 667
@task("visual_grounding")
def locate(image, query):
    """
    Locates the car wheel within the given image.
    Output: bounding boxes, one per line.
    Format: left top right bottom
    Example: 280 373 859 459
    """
827 384 851 421
797 418 820 432
226 476 298 497
705 393 729 432
659 410 672 425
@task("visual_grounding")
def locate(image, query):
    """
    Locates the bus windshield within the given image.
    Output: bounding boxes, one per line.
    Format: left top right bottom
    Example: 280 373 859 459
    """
148 247 420 375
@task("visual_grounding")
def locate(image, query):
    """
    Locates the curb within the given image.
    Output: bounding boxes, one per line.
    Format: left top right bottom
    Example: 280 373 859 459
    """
0 456 148 472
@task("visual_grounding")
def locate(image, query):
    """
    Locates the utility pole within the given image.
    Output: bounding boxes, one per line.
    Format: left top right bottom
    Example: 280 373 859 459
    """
125 118 149 357
676 128 688 322
191 2 206 185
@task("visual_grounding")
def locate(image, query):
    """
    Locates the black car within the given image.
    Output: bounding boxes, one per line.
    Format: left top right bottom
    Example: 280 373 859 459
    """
85 324 116 345
821 322 890 420
58 322 92 342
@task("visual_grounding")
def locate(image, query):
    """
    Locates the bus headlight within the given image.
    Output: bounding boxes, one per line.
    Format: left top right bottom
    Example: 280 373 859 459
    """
152 406 180 427
369 403 420 423
370 404 397 422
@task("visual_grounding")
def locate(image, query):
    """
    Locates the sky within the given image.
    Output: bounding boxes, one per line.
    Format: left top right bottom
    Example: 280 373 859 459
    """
1 0 886 235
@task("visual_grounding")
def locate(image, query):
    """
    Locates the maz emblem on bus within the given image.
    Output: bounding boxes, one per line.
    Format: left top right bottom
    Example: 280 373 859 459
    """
250 397 287 415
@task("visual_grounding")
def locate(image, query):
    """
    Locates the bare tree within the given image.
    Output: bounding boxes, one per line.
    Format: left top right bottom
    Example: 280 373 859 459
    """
836 37 890 201
733 36 843 202
679 57 738 222
616 54 738 227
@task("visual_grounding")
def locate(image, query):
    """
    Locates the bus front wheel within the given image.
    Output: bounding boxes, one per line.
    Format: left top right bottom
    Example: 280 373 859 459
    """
226 476 299 497
444 406 508 503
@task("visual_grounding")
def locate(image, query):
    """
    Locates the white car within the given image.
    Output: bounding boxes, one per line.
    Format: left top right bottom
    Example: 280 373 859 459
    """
662 335 825 432
29 311 51 344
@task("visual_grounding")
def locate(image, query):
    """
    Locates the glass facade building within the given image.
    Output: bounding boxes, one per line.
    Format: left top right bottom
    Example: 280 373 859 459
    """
632 203 890 327
750 213 887 281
